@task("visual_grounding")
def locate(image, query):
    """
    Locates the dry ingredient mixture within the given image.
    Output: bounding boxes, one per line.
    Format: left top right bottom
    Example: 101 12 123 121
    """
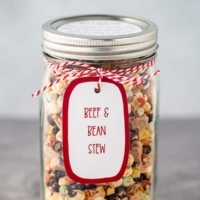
42 58 156 200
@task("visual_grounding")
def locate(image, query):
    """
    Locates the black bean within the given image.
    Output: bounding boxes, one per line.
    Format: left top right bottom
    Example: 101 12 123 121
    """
75 184 86 190
143 79 149 86
128 112 134 117
130 130 138 141
140 173 147 180
106 194 116 200
134 173 147 183
130 129 136 134
54 170 66 179
85 184 96 189
72 182 77 187
67 182 78 191
68 190 77 197
52 141 62 152
121 193 127 199
143 146 151 154
52 125 60 135
52 183 60 192
132 162 137 167
116 187 126 197
133 178 140 184
47 114 56 126
140 72 148 77
47 177 57 186
148 113 153 123
49 76 56 83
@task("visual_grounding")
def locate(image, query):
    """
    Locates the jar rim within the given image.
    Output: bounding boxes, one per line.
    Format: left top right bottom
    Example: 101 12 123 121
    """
42 14 158 60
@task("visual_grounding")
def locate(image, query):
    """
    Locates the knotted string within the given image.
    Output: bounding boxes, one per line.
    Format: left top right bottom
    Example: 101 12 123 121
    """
32 58 159 97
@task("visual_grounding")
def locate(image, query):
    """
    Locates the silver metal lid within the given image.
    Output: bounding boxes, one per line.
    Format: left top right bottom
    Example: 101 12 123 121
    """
42 15 158 60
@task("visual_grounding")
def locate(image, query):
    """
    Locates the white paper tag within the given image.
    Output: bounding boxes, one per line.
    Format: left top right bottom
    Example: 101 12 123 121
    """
62 77 129 183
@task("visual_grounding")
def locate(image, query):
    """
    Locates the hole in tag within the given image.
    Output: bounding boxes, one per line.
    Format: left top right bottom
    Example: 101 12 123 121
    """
94 88 101 93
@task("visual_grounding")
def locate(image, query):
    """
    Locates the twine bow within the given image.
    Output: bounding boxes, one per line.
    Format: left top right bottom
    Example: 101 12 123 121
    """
32 58 160 97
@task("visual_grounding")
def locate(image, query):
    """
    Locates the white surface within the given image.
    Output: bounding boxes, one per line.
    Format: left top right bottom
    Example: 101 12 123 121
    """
58 20 142 36
0 0 200 119
67 80 126 179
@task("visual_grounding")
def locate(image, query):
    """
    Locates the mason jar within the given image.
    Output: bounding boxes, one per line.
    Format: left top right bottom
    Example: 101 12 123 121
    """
38 15 159 200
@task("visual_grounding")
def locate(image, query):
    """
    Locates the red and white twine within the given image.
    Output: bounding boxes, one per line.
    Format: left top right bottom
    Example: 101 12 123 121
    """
32 58 160 97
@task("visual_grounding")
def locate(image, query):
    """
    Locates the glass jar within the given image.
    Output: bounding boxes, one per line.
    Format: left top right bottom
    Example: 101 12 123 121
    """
39 15 159 200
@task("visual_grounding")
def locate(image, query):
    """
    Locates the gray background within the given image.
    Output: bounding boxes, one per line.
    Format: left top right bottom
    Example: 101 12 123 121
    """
0 1 200 200
0 0 200 120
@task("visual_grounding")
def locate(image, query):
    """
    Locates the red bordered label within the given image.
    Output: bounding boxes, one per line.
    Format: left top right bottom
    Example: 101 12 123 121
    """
63 77 129 183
